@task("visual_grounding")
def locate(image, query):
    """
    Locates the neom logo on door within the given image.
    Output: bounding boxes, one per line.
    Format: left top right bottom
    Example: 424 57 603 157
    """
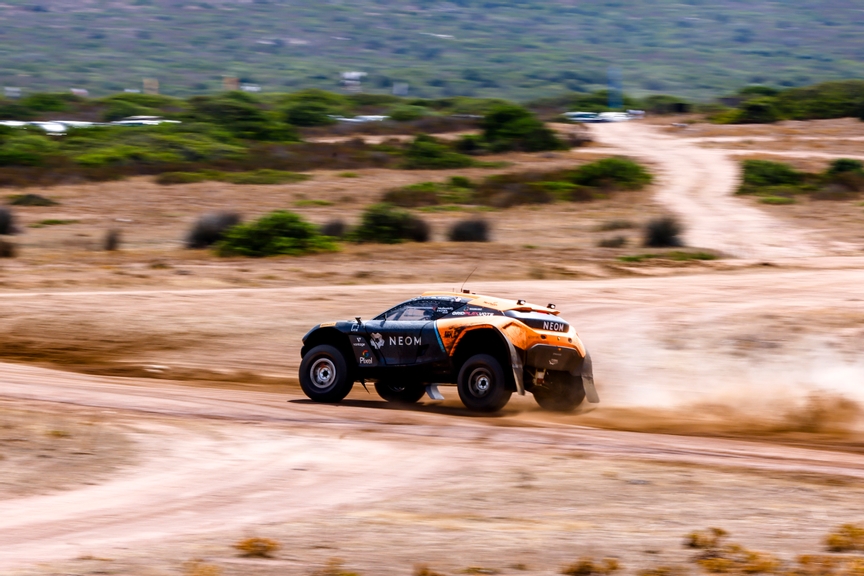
389 336 421 346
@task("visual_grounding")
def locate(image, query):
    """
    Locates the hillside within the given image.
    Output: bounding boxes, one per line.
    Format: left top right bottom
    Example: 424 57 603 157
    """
1 0 863 100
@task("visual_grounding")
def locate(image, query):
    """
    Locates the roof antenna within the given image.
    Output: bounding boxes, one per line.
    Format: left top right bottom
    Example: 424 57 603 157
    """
460 265 479 294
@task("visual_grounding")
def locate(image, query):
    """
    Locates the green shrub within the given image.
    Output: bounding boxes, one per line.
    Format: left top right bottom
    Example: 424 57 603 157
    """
481 104 564 152
19 92 80 113
351 203 430 243
283 100 338 127
102 100 155 122
383 182 442 207
8 193 58 206
740 159 804 188
402 134 474 169
0 134 59 166
221 169 309 185
217 210 338 257
827 158 864 175
449 176 473 188
570 157 653 190
759 195 795 205
732 97 780 124
189 95 297 141
389 105 429 122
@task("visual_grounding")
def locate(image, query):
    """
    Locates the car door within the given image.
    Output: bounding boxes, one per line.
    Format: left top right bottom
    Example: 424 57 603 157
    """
364 301 439 365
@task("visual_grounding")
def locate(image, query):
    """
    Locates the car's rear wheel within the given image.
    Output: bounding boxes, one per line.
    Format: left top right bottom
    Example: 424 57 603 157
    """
299 344 353 403
532 371 586 412
374 381 426 404
457 354 512 412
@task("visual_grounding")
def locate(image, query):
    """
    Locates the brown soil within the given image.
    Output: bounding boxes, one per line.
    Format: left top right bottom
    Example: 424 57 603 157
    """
3 122 864 575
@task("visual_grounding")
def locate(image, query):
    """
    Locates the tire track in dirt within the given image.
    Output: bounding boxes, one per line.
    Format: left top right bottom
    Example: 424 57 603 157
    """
591 123 825 259
3 361 864 568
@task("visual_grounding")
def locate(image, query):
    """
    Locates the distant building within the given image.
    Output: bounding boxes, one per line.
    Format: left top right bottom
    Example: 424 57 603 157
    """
4 87 22 99
70 88 89 97
392 82 409 96
340 71 367 92
143 78 159 95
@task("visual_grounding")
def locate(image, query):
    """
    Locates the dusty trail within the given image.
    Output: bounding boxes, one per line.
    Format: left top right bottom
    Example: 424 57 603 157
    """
1 361 864 569
591 123 824 258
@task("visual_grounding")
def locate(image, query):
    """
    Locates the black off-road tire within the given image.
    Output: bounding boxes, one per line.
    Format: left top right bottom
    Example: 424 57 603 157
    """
299 344 354 403
532 372 586 412
374 381 427 404
457 354 513 412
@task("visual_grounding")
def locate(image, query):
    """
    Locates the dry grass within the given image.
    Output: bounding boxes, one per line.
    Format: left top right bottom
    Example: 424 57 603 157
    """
233 536 280 558
825 524 864 553
562 558 621 576
183 560 223 576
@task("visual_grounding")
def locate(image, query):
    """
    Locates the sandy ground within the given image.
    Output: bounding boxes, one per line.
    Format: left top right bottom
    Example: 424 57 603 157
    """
3 122 864 575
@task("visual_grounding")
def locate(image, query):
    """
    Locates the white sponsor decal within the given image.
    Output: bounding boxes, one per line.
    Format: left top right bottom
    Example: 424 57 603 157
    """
370 333 385 349
388 336 422 346
543 321 565 331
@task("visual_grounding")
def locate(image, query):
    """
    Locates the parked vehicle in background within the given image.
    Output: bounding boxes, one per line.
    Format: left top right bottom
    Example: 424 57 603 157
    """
562 111 602 123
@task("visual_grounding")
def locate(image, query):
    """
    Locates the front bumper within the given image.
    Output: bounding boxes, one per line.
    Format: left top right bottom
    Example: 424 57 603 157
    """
526 345 599 404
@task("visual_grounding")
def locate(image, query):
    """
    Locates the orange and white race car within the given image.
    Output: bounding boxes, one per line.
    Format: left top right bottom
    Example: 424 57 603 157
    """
299 291 598 412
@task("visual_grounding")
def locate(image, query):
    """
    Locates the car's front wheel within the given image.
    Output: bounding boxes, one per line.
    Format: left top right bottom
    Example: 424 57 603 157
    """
532 371 586 412
457 354 513 412
299 344 353 403
374 381 426 404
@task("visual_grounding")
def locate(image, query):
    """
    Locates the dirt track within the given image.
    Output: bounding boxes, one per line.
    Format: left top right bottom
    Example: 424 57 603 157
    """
591 123 826 258
3 123 864 574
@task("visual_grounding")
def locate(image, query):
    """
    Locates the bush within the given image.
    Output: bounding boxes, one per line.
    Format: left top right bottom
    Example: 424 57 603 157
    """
449 218 490 242
389 105 429 122
481 104 565 152
402 134 474 169
8 193 58 206
0 134 59 166
283 100 338 127
352 203 430 243
0 207 18 235
561 558 620 576
320 219 347 238
759 195 795 205
449 176 473 188
732 97 780 124
157 170 309 186
0 239 15 258
102 99 155 122
189 95 297 141
186 211 242 249
598 235 627 248
156 171 210 185
740 159 804 188
597 219 635 231
104 229 121 251
233 537 280 558
644 216 683 247
826 523 864 553
217 210 339 256
383 182 442 207
827 158 864 175
570 157 653 190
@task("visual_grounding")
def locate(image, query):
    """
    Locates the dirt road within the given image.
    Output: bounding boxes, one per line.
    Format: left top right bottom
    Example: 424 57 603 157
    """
591 123 825 258
3 360 864 572
2 266 864 573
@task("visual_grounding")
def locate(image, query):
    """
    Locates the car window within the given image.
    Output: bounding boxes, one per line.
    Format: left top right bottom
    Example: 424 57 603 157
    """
376 299 457 321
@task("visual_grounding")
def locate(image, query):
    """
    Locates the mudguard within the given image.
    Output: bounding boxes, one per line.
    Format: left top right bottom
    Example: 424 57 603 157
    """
494 326 525 395
577 351 600 403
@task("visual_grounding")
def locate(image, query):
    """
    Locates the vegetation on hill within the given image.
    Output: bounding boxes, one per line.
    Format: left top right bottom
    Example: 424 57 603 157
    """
714 80 864 123
737 159 864 203
2 1 864 100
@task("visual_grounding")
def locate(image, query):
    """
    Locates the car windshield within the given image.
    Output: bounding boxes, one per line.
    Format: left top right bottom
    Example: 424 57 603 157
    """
375 297 469 321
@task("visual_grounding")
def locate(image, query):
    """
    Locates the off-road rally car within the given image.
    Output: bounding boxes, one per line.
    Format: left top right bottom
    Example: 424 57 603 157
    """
299 291 599 412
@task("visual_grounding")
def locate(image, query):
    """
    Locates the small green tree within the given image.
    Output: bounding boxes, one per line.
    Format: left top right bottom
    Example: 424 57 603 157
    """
351 203 430 243
283 101 337 126
481 104 564 152
402 134 473 169
216 210 338 256
569 157 653 190
733 97 780 124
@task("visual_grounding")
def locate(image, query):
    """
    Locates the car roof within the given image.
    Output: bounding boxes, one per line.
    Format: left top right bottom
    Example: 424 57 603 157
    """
420 291 560 315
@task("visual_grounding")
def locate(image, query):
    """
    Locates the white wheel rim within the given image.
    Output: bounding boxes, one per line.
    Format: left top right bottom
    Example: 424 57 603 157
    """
311 358 337 389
